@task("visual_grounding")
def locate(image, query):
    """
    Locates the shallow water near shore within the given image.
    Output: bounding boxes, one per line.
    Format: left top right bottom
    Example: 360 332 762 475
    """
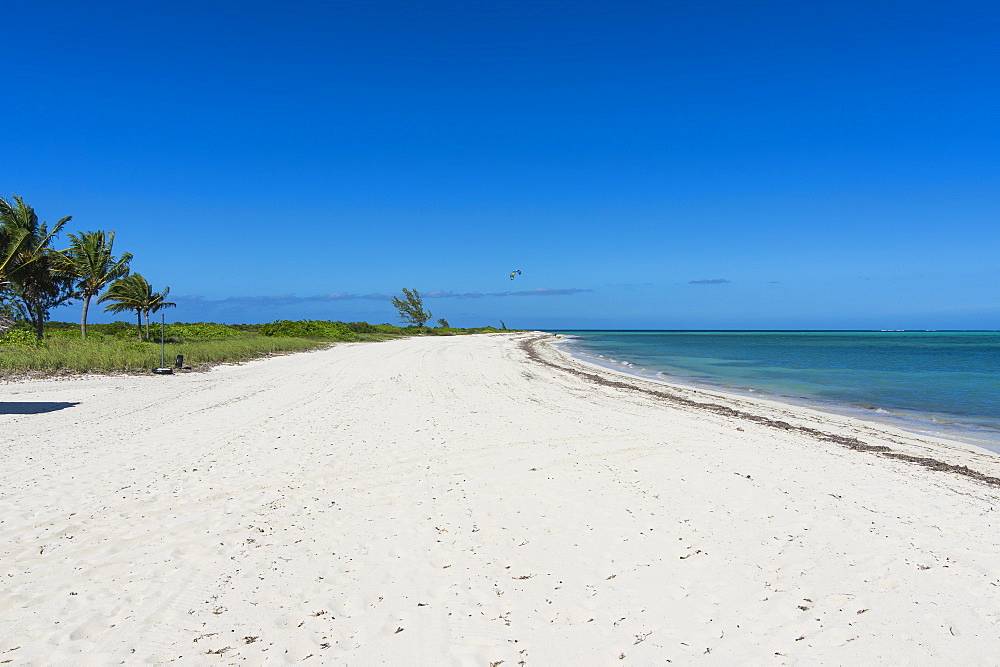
549 330 1000 454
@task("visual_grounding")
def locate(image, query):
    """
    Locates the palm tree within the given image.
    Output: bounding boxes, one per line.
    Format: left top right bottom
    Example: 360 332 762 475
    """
144 284 176 341
59 230 132 338
0 205 31 337
98 274 175 341
0 196 70 288
0 223 28 291
0 202 30 290
98 274 147 340
0 196 72 339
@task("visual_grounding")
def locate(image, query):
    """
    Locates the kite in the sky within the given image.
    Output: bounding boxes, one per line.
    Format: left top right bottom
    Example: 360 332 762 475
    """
509 269 522 280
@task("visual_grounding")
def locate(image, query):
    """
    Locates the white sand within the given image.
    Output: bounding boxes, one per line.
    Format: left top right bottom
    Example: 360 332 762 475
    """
2 333 999 666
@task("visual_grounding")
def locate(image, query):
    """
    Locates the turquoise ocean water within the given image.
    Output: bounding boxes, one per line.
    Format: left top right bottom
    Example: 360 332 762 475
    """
548 331 1000 454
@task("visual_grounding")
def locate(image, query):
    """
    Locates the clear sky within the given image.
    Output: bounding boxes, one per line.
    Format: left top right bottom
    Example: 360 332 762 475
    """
5 0 998 329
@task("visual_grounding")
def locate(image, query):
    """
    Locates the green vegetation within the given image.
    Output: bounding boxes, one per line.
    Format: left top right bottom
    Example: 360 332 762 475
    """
1 195 521 376
162 322 246 341
0 196 74 340
259 319 357 340
372 323 408 334
0 331 324 374
99 273 176 341
0 329 42 348
58 229 133 338
257 319 425 340
390 287 432 329
0 318 520 376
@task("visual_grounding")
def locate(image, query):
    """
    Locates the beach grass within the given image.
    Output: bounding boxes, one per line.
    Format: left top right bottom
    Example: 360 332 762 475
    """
0 334 329 375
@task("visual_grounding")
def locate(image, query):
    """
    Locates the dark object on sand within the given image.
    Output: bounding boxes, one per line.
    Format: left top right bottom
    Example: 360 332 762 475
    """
175 354 184 368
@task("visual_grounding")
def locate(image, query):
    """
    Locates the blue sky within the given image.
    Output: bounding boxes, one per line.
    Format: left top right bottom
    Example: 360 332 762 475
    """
5 0 998 329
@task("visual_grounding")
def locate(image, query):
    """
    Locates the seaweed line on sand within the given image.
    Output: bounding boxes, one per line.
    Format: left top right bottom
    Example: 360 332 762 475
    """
519 334 1000 489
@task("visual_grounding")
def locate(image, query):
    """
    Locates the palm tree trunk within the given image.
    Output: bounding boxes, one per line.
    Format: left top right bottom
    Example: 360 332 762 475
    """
144 310 150 342
34 303 44 341
136 310 143 341
80 294 91 339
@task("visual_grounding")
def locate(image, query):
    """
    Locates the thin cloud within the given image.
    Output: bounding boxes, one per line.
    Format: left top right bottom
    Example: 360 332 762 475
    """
421 290 485 299
688 279 731 285
487 287 593 297
175 286 592 307
175 293 387 307
420 288 591 298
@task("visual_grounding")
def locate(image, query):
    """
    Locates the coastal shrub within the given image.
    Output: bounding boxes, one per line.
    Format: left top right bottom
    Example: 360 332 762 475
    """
342 321 380 334
100 321 137 339
44 322 132 340
258 319 358 340
42 321 77 332
227 323 262 333
47 328 85 339
0 329 43 347
373 323 406 334
164 322 244 340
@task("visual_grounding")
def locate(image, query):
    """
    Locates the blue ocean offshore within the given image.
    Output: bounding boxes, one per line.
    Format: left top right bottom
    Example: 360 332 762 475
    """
549 331 1000 453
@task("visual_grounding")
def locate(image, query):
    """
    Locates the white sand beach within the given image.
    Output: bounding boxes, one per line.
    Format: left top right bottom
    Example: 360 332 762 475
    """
2 332 999 665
